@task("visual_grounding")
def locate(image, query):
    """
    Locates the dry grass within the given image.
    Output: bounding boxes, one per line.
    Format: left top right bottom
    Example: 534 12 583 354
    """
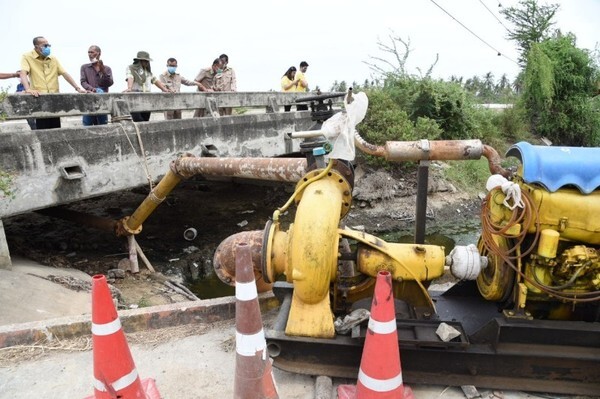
0 320 234 367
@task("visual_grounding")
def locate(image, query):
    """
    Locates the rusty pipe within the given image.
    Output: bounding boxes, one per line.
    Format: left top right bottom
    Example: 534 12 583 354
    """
482 144 511 178
117 156 308 236
213 230 273 293
36 207 117 233
173 157 308 182
384 139 483 161
354 134 510 177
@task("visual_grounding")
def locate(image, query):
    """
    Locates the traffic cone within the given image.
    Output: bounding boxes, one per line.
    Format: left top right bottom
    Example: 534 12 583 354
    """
233 242 279 399
84 274 161 399
337 270 414 399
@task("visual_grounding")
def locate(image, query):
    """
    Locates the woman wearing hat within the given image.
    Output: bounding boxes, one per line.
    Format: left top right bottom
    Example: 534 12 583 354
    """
124 50 172 122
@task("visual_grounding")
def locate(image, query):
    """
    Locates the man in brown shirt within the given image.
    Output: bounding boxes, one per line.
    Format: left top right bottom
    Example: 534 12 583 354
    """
159 57 202 119
193 58 222 118
214 53 237 116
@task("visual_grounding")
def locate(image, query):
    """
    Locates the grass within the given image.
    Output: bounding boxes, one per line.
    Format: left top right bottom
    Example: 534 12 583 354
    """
137 296 151 308
442 158 492 194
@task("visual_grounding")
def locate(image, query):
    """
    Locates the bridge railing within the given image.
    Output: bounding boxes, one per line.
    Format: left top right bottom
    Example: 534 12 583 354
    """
0 92 334 120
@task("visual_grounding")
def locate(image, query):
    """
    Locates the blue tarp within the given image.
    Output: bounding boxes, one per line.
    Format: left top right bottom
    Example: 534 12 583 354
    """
506 142 600 194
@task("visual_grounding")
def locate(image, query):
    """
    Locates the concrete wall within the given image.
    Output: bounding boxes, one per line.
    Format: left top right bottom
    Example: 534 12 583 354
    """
0 112 313 218
0 92 334 218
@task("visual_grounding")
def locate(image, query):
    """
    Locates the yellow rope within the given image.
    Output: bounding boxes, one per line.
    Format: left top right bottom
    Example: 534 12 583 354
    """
272 159 334 222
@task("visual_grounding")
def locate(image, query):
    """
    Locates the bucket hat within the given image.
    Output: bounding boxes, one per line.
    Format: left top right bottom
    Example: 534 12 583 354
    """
133 51 152 62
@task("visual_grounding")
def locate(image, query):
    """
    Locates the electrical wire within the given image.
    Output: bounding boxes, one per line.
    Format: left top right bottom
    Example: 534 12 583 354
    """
478 0 510 31
429 0 519 66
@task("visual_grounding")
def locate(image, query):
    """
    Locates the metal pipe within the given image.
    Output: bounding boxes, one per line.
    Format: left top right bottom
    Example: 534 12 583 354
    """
272 292 292 331
117 165 183 236
288 130 325 139
483 144 511 178
385 139 483 161
173 157 308 181
354 133 511 177
36 207 117 233
414 160 430 244
117 156 307 237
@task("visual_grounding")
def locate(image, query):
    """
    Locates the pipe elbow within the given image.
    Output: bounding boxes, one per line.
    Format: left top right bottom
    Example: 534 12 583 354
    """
482 145 511 178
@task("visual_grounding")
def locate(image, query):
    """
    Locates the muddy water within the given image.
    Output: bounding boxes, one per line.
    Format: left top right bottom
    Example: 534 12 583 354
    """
190 223 482 299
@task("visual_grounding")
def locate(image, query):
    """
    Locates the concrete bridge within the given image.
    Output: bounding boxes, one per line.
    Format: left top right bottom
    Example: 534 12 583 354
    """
0 91 339 268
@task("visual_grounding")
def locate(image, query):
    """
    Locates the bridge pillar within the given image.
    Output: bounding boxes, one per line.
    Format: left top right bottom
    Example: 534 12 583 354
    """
0 219 12 270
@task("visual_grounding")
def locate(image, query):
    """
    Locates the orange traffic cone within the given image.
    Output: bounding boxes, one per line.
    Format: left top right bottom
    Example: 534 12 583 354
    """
84 274 161 399
337 270 414 399
233 242 279 399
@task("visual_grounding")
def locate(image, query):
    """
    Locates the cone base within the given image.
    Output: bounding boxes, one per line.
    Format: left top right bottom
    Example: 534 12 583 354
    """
83 378 161 399
337 383 415 399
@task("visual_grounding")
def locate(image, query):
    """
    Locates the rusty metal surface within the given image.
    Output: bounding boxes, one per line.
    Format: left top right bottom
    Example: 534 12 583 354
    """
483 144 511 178
385 139 484 162
214 230 272 293
173 157 307 182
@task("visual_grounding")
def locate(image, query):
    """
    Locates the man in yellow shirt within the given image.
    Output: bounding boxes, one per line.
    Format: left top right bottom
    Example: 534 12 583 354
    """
19 36 86 129
295 61 309 110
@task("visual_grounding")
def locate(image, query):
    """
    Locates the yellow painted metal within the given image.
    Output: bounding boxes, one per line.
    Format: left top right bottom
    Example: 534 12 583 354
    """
124 168 182 234
524 184 600 245
284 175 346 338
356 242 445 281
339 228 442 309
476 235 515 301
538 229 560 258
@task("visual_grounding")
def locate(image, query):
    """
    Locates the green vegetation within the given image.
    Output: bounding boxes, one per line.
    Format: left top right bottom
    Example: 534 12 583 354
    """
332 0 599 190
137 296 151 308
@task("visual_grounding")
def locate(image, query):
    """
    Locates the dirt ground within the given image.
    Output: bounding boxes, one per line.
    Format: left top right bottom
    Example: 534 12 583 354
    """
3 161 483 308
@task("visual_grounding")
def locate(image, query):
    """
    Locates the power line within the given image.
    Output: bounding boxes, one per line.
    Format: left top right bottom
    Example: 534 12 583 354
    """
429 0 519 66
478 0 510 32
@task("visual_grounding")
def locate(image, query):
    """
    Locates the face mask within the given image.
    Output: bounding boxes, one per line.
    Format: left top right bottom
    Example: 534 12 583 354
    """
41 46 51 57
167 66 177 74
216 69 223 74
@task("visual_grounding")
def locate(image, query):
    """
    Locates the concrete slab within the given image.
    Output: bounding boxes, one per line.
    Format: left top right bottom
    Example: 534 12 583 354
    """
0 256 91 325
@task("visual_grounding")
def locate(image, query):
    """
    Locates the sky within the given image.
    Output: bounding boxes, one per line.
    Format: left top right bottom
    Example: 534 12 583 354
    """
0 0 598 93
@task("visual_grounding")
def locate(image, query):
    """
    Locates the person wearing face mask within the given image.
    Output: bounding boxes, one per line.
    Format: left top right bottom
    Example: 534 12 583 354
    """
214 54 237 116
193 58 222 118
19 36 87 129
80 45 114 126
159 58 203 120
124 50 172 122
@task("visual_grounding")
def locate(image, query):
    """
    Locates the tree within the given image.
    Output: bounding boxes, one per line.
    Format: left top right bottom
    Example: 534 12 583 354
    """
522 34 600 145
500 0 559 66
330 80 347 92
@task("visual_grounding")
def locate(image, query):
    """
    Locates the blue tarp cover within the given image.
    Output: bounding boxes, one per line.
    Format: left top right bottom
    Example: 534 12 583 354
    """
506 142 600 194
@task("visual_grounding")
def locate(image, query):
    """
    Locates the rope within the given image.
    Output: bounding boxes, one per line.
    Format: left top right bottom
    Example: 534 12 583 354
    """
272 158 334 222
480 187 600 303
115 117 154 191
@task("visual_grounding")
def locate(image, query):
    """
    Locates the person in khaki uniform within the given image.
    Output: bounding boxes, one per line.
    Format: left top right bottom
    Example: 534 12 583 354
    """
214 54 237 116
193 58 222 118
159 58 203 119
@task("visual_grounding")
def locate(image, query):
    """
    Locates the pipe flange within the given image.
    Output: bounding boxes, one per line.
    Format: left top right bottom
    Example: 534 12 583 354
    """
261 220 276 284
117 216 143 236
